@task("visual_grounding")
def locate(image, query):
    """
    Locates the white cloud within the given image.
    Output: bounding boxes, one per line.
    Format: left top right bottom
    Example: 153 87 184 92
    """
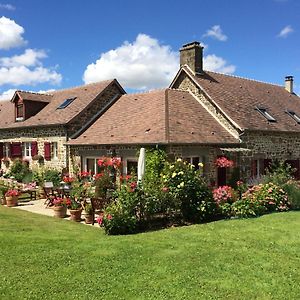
0 16 26 50
277 25 294 38
0 3 15 10
83 34 178 90
203 25 228 42
0 49 47 67
203 54 236 74
0 66 62 86
0 88 15 100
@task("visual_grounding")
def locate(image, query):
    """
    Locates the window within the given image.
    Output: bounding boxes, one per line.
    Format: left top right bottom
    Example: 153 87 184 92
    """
286 110 300 124
84 157 102 175
183 156 205 171
126 160 138 175
255 107 276 122
23 142 31 157
57 97 76 109
51 142 58 159
16 104 24 121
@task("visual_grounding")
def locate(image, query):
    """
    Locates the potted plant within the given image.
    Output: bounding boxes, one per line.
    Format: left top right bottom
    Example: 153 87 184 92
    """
67 198 82 222
52 197 70 218
0 186 9 205
5 189 20 207
84 203 94 224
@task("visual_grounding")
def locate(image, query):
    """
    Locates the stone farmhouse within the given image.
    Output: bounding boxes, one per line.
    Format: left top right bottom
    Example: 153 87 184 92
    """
0 41 299 185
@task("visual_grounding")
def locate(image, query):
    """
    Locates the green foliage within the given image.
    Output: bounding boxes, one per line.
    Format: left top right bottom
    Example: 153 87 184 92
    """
8 159 31 182
233 182 290 218
283 181 300 210
44 169 61 187
94 171 114 198
263 161 294 186
101 201 137 235
162 158 214 222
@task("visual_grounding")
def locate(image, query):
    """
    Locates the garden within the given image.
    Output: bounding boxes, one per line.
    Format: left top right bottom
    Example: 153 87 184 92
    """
1 150 300 235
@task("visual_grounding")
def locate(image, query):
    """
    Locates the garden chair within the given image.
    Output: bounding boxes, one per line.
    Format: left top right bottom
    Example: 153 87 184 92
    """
43 182 55 207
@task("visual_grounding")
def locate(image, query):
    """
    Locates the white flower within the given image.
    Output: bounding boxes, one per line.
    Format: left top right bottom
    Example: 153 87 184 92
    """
178 171 184 175
172 172 177 178
198 162 204 168
176 158 182 162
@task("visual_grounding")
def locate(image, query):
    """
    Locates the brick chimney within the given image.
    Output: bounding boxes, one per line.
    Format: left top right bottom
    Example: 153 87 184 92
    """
180 41 203 74
285 76 294 93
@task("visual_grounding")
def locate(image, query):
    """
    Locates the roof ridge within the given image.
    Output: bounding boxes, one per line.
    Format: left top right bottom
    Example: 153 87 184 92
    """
124 88 167 96
17 90 53 96
204 70 282 87
51 79 114 94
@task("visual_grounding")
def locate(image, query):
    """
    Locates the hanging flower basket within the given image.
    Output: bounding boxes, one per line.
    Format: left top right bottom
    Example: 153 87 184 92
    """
215 157 234 168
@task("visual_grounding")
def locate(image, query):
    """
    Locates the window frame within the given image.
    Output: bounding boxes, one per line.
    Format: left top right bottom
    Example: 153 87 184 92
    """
51 142 58 159
286 110 300 124
23 142 32 158
57 97 76 109
16 104 24 121
255 107 276 122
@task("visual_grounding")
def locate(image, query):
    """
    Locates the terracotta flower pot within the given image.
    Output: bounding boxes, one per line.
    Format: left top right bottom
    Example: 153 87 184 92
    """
6 196 18 207
84 213 95 224
53 206 67 218
2 196 7 205
69 209 82 222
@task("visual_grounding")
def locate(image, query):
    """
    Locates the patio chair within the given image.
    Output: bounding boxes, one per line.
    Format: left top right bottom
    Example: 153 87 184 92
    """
43 182 55 207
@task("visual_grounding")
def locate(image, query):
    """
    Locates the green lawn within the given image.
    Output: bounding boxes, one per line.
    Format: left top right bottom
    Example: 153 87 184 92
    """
0 207 299 300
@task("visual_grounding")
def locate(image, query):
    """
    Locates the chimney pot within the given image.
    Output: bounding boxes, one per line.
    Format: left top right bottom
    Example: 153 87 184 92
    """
180 41 203 74
285 75 294 93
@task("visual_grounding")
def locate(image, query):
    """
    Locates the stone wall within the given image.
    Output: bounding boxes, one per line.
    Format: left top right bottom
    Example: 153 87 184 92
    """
239 130 300 178
67 84 123 136
0 126 67 171
172 72 240 140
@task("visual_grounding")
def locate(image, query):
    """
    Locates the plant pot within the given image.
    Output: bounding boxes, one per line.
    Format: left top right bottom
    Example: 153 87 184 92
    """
70 209 82 222
53 206 67 218
2 196 7 205
6 196 18 207
85 213 95 224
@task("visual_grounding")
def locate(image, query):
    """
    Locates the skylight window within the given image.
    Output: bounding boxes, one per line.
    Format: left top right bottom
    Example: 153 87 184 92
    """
57 97 76 109
286 110 300 124
255 107 276 122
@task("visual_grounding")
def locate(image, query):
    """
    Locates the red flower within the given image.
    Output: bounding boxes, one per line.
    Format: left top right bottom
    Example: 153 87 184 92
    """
107 214 112 220
162 187 169 193
63 176 74 183
97 216 103 225
215 157 234 168
94 173 104 180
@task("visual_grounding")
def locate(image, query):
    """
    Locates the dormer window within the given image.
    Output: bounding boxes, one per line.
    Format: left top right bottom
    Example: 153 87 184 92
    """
255 107 276 122
286 110 300 124
16 104 24 121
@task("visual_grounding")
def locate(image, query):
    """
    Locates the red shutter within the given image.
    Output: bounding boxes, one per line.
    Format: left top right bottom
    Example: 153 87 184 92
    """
31 141 38 156
11 142 22 158
0 143 3 159
44 142 51 161
251 160 257 177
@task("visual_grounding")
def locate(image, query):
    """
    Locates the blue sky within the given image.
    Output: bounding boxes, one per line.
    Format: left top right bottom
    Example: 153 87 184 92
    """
0 0 299 99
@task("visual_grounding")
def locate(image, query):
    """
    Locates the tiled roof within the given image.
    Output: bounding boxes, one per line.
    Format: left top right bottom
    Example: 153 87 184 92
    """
183 66 300 132
0 100 15 127
68 89 238 145
0 79 118 129
15 91 53 103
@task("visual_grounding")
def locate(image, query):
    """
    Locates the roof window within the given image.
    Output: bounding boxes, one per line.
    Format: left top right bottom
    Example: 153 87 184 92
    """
286 110 300 124
255 107 276 122
57 97 76 109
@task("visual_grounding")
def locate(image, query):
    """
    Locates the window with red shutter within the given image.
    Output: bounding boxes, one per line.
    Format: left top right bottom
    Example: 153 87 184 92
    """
31 141 38 156
0 142 3 159
11 142 22 158
44 142 51 161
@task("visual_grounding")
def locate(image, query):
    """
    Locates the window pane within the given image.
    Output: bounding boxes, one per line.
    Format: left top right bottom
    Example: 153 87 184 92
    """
87 158 95 174
127 161 137 174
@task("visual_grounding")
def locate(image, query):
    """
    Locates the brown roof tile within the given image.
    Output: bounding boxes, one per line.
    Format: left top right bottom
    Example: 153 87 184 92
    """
0 79 118 129
68 89 238 145
184 67 300 132
0 100 14 127
15 91 52 103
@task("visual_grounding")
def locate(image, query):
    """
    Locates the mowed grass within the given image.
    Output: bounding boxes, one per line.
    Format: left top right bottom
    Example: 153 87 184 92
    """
0 207 299 300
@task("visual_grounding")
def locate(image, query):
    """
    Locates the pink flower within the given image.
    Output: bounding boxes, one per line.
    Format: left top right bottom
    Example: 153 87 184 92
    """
97 216 103 225
162 187 169 193
107 214 112 220
215 157 234 168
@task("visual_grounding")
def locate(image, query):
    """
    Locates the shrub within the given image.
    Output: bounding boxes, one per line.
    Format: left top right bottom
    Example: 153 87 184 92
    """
94 171 114 198
162 158 214 222
8 159 31 182
44 169 61 187
283 180 300 210
263 161 294 186
213 185 236 218
100 201 137 235
231 198 266 218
